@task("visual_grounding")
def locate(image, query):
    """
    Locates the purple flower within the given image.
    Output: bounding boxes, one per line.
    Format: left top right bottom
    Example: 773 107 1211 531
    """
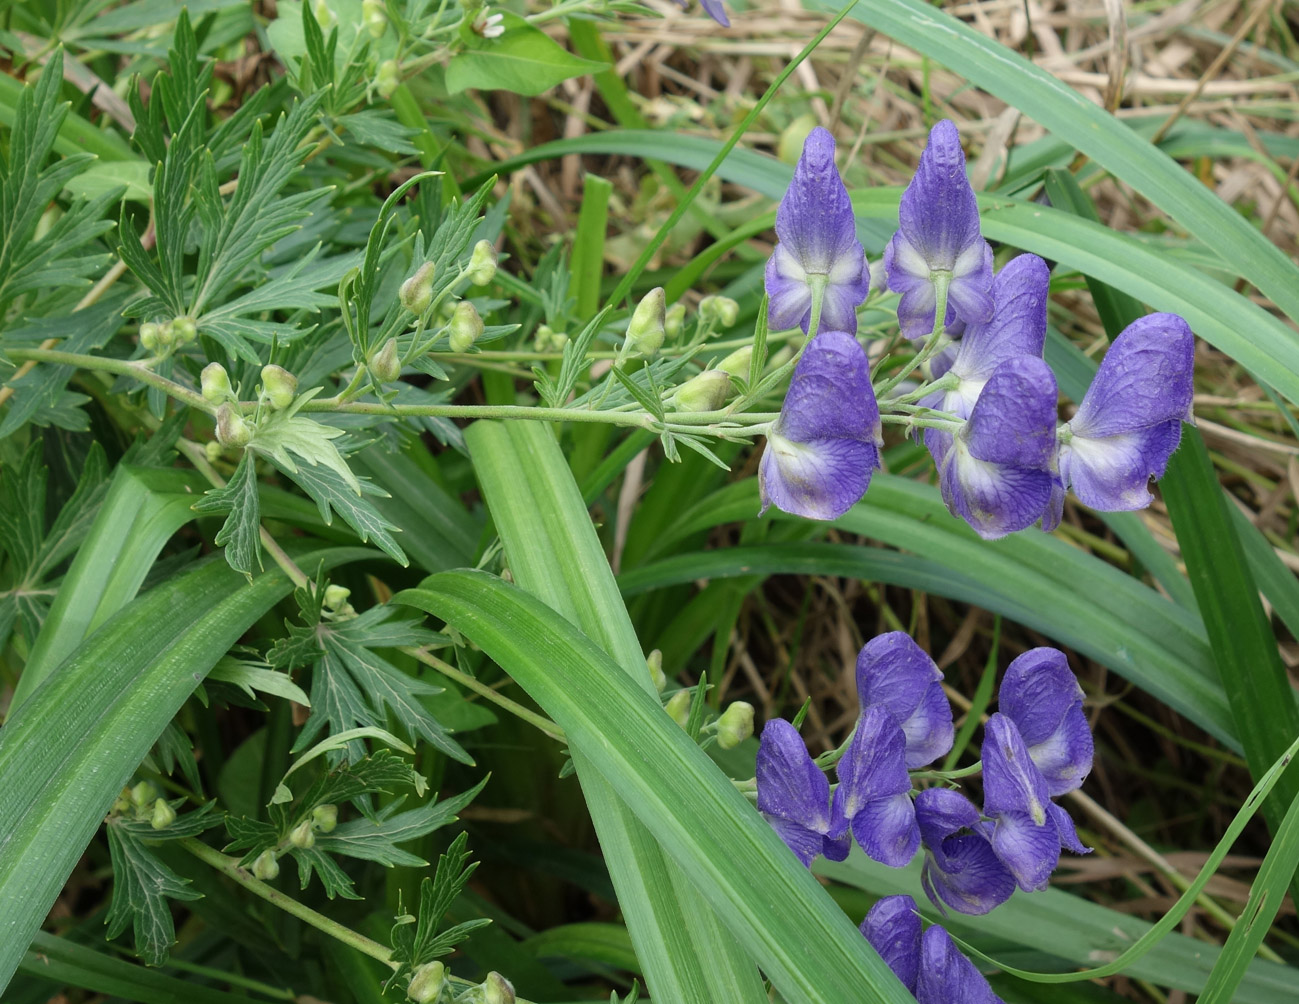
884 120 994 340
980 714 1061 892
832 705 919 867
759 331 882 520
861 895 922 993
1051 314 1194 526
998 649 1093 798
856 632 955 768
764 127 871 334
925 356 1059 540
915 787 1015 916
756 718 850 866
920 254 1051 421
861 895 1007 1003
698 0 729 25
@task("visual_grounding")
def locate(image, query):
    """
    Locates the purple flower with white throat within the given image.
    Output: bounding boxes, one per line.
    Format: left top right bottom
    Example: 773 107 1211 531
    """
1049 314 1194 528
884 120 994 340
926 356 1059 540
915 787 1015 916
920 253 1051 422
861 895 1007 1003
856 633 954 769
832 705 919 867
999 649 1092 798
756 718 850 866
759 331 882 520
765 127 871 334
979 714 1062 892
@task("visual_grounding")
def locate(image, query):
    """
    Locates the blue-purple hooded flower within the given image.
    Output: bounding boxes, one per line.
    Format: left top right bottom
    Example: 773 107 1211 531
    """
915 787 1015 916
998 649 1092 797
884 120 994 340
756 718 849 866
921 253 1051 421
832 705 919 867
980 713 1061 892
1053 314 1194 521
698 0 729 26
759 331 882 520
926 356 1059 540
861 895 921 994
856 632 955 768
764 127 871 334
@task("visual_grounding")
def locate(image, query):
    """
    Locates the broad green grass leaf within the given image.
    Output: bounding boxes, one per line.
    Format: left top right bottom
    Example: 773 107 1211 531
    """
0 546 369 990
523 922 640 972
397 569 916 1004
444 13 607 97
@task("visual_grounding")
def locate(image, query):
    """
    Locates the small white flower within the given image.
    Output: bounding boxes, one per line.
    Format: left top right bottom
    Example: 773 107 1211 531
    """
473 10 505 37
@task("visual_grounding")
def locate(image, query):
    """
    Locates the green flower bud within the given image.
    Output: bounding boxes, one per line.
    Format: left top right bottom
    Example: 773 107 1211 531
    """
113 788 133 814
665 689 691 728
204 440 224 464
407 960 447 1003
156 320 176 348
312 804 339 833
699 295 739 328
672 370 729 413
173 316 198 344
201 362 233 403
400 262 436 315
646 649 666 693
375 59 401 99
778 114 819 166
261 364 297 410
716 700 755 750
467 239 498 286
150 798 177 830
535 323 556 351
253 849 280 881
369 338 401 383
361 0 387 38
448 301 484 353
664 302 686 342
130 781 156 807
216 404 251 448
484 972 515 1004
139 322 161 352
289 819 316 849
626 287 666 358
323 584 351 610
718 345 752 380
313 0 336 28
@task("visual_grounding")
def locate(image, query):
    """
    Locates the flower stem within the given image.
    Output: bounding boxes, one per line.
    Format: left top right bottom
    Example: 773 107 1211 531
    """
874 271 951 400
405 647 566 743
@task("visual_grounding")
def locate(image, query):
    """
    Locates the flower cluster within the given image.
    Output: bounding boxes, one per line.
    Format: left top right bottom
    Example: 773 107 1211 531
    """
757 634 1092 916
759 121 1196 540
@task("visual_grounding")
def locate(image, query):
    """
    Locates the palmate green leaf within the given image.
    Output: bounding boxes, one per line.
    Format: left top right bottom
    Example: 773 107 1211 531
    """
208 655 311 706
388 831 488 982
192 450 263 577
249 396 361 494
444 13 607 97
104 826 202 967
0 545 368 990
266 456 407 566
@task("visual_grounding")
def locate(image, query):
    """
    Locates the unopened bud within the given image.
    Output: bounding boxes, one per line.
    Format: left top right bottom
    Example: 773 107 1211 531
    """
130 781 156 807
312 804 339 833
139 322 161 352
400 262 436 315
672 370 729 413
216 404 251 448
261 365 297 410
664 302 686 342
665 689 691 728
173 316 198 344
646 649 666 693
313 0 335 28
369 339 401 383
201 362 233 403
113 788 133 814
375 59 400 99
361 0 387 38
156 320 176 348
407 960 447 1003
204 440 224 464
448 301 484 353
778 114 819 166
467 239 498 286
150 798 177 830
289 819 316 849
718 345 752 380
253 849 280 881
626 287 665 358
323 584 351 610
484 972 515 1004
716 701 755 749
699 295 739 328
